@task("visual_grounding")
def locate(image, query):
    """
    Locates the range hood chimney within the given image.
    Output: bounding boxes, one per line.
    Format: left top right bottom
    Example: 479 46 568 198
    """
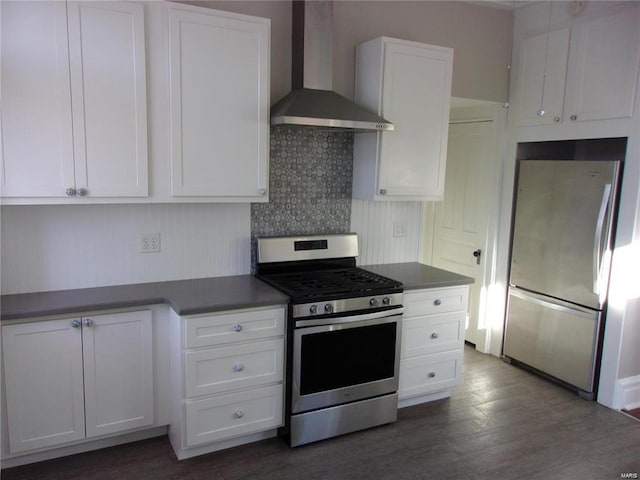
270 1 394 132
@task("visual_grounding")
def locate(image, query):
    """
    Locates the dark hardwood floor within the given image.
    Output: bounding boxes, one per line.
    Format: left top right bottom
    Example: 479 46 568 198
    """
3 345 639 480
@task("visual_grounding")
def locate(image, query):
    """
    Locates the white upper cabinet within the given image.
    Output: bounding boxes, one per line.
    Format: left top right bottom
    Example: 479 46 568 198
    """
67 2 149 198
167 4 270 200
353 37 453 201
564 5 640 122
1 1 148 200
514 27 570 126
1 2 75 198
514 3 640 127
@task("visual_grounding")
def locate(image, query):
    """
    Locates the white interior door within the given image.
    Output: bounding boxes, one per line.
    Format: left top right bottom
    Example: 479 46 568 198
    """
429 108 502 351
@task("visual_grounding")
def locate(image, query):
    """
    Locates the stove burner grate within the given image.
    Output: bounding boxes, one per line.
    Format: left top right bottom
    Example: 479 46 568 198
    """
261 268 402 300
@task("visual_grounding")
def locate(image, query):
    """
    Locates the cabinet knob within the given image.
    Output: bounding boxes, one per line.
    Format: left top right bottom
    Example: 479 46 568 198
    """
232 324 243 332
553 116 561 123
65 188 76 196
258 187 267 196
570 114 578 121
234 410 244 419
428 371 436 378
433 299 442 306
83 318 93 327
430 332 439 339
71 320 81 328
536 109 545 117
379 189 387 195
233 363 244 372
76 188 88 197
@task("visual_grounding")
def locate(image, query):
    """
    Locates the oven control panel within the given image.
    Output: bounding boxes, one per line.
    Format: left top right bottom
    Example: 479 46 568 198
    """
292 293 403 319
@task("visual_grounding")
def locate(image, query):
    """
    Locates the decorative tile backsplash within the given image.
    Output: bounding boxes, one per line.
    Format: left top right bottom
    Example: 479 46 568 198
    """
250 126 354 267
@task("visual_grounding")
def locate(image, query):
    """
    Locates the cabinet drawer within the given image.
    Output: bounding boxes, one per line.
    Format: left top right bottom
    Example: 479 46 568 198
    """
404 286 468 317
184 307 285 348
399 351 461 399
185 339 284 398
402 311 464 359
185 384 283 447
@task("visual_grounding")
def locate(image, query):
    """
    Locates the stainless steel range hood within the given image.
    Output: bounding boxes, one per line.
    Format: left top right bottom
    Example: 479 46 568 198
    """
270 1 393 132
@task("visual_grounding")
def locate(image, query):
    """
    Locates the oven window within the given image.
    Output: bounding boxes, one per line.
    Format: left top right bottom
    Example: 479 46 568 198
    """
299 322 397 395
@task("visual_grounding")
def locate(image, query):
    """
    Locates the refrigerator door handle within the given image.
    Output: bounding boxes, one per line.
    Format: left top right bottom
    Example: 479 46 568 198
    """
509 287 596 318
593 184 612 295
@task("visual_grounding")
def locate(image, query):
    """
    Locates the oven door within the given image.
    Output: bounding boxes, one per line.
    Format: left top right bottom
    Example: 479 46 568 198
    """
292 310 402 414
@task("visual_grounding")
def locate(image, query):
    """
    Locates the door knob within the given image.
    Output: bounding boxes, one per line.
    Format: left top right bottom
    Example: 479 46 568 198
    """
473 249 482 265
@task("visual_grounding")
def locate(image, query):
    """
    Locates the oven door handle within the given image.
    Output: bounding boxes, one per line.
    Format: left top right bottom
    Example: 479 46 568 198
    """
295 307 404 328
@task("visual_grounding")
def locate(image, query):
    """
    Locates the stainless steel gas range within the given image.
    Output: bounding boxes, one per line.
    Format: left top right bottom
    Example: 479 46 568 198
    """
256 233 403 447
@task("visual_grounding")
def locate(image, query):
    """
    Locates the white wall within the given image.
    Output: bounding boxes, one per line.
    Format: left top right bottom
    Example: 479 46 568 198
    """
0 200 425 295
351 200 423 266
1 204 251 294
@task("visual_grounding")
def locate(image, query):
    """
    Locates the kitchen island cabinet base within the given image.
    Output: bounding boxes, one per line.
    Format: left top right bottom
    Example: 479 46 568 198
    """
167 306 286 460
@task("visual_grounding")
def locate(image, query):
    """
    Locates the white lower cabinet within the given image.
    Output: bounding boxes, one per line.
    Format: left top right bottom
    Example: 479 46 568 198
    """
169 306 286 459
398 286 468 407
1 310 154 453
185 384 283 447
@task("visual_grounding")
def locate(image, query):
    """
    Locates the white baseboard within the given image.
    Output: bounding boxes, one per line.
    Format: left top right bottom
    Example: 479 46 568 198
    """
1 426 168 469
398 390 451 408
174 430 277 460
615 375 640 410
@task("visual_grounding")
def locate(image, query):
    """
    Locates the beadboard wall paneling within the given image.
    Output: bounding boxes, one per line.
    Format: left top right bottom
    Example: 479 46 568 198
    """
1 204 250 295
351 199 423 266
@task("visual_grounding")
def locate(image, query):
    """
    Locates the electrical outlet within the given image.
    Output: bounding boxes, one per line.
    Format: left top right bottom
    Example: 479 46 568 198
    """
393 222 407 238
141 233 161 253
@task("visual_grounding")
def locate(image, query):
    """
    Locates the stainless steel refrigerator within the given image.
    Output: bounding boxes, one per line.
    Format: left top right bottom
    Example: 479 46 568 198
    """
504 159 621 399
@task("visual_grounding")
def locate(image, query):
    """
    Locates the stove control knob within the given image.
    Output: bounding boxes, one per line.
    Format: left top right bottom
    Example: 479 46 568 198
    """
310 305 318 315
382 297 391 305
369 298 379 307
324 304 334 314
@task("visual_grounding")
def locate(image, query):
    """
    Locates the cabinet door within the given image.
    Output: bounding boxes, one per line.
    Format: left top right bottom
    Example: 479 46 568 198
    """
514 27 570 126
2 319 85 453
82 310 154 437
168 5 270 199
0 1 76 197
564 4 640 122
67 2 148 197
378 41 452 199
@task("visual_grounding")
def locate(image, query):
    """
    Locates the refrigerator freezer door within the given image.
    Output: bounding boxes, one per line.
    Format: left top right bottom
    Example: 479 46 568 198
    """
504 287 601 393
510 160 619 310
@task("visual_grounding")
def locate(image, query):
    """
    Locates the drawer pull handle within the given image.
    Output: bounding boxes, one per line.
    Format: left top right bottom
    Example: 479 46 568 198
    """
428 371 436 378
234 410 244 419
430 332 439 339
433 299 442 306
233 363 244 372
232 324 243 332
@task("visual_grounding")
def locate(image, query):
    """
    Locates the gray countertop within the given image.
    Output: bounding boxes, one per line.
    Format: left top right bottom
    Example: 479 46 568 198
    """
1 276 289 321
1 263 472 321
362 262 474 290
